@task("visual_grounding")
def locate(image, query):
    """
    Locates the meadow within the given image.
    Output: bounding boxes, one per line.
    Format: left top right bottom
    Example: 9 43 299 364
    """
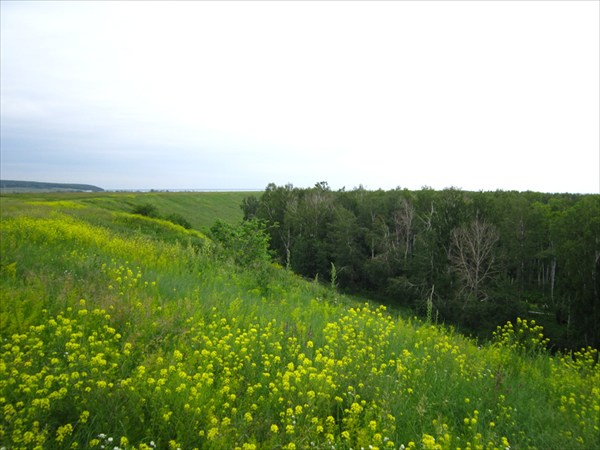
0 193 598 450
0 191 251 231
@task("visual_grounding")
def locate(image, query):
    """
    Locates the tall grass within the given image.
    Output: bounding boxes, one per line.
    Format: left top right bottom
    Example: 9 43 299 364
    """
0 195 598 449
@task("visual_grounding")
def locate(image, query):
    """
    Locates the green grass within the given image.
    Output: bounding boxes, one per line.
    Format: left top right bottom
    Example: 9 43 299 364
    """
0 193 598 450
0 191 254 231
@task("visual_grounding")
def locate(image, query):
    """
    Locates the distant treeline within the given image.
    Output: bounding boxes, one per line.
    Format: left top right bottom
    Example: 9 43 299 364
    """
0 180 104 192
242 183 600 349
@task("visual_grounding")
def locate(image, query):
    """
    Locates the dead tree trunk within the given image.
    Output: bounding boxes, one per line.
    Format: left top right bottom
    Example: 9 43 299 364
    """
449 218 499 304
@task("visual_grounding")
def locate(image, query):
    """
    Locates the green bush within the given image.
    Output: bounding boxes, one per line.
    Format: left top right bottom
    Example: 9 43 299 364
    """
166 213 192 229
132 203 160 218
210 219 272 268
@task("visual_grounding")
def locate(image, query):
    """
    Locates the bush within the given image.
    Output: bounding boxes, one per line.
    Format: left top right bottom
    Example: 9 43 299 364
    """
210 219 272 268
132 203 160 218
166 213 192 229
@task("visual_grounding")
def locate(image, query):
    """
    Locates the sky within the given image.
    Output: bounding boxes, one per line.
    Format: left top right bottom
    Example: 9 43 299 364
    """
1 1 599 193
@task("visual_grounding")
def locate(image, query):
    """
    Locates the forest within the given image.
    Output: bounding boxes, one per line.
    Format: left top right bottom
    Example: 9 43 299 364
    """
242 183 600 350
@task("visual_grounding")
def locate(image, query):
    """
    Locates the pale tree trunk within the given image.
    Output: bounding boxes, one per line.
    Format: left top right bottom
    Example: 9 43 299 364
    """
550 255 556 303
419 202 436 278
370 211 377 259
284 228 292 270
281 197 297 270
450 219 499 304
393 198 416 263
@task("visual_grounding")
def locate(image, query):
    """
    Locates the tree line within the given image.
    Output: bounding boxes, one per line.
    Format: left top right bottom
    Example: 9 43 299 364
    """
241 182 599 350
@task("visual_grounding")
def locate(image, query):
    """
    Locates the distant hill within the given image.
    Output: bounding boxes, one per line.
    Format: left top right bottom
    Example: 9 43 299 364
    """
0 180 104 192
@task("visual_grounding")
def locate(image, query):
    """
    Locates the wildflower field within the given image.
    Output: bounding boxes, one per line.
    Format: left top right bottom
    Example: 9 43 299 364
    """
1 193 598 449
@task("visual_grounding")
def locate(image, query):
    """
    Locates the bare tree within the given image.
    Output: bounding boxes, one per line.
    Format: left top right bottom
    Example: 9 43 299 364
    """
450 218 499 303
392 197 416 262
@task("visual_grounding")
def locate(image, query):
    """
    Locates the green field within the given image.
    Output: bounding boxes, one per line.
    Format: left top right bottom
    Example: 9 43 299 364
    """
0 191 253 231
0 192 598 450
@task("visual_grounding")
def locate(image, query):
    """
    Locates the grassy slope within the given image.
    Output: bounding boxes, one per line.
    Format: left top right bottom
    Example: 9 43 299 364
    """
0 191 254 231
0 193 598 450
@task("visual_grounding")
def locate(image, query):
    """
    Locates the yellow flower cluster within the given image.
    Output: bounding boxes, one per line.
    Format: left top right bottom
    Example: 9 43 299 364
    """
1 303 124 448
0 301 528 449
492 318 550 355
1 209 598 450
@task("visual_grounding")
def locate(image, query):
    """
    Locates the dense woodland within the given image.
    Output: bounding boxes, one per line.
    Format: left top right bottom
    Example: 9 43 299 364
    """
242 183 600 350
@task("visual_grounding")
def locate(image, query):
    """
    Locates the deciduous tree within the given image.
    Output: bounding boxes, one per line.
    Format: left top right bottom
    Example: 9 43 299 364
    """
449 218 499 304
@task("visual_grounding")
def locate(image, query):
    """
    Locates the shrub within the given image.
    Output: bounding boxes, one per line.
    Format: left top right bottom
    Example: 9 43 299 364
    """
132 203 160 218
166 213 192 229
210 219 272 268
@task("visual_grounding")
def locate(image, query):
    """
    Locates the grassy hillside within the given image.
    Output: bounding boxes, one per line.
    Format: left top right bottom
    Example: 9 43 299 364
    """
0 193 598 450
0 191 252 231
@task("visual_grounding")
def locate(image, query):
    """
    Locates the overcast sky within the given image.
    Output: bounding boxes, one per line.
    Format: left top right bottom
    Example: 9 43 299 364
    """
1 1 598 193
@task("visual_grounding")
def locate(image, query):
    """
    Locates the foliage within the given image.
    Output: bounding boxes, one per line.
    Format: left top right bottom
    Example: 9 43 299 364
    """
240 195 261 221
248 184 599 349
132 203 160 218
166 213 193 229
132 204 193 230
210 219 272 268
